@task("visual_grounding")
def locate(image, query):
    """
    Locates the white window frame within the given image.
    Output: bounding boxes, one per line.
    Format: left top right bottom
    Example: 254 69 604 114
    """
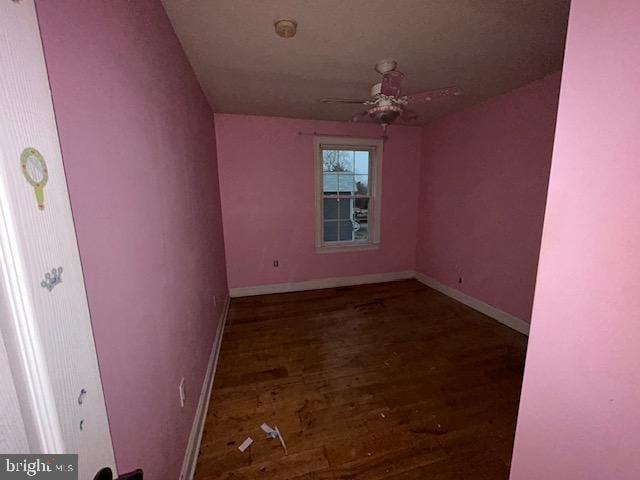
314 136 383 253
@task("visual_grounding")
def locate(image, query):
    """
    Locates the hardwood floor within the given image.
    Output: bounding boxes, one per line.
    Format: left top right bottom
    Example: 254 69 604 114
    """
194 280 527 479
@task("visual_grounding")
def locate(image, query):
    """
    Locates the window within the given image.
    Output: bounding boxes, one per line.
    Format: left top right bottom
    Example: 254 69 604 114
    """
314 137 382 252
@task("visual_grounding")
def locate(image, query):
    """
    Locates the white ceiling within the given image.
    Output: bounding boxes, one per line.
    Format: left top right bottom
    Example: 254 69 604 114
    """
162 0 569 125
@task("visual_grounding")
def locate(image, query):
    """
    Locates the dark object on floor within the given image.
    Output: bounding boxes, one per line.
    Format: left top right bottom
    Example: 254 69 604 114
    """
117 470 143 480
93 468 112 480
93 468 143 480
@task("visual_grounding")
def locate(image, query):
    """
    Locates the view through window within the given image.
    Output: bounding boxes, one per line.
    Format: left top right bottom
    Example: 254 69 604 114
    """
321 148 371 243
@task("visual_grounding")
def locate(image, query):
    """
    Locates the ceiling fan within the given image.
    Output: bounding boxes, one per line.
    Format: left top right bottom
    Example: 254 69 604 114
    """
320 59 462 133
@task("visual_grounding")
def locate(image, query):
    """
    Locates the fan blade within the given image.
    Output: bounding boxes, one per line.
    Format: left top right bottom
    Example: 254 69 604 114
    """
381 70 404 97
407 86 462 104
319 98 368 104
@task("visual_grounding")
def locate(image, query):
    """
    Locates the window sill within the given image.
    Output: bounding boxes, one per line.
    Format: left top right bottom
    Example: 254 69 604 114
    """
315 242 380 254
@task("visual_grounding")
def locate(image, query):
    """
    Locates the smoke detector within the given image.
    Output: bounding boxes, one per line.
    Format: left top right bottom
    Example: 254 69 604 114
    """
274 19 297 38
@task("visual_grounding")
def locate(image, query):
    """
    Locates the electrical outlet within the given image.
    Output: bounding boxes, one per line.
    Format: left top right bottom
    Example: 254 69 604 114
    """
273 259 279 267
179 378 185 408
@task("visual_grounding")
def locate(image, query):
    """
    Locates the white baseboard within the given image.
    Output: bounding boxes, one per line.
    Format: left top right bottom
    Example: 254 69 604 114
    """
228 271 415 297
414 272 530 336
179 295 230 480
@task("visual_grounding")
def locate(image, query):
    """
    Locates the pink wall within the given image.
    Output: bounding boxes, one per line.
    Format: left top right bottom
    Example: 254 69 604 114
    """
36 1 227 478
416 73 561 321
214 114 421 289
510 1 640 478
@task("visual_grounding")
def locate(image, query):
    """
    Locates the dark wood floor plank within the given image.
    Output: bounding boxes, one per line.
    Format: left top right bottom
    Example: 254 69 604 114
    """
194 280 527 479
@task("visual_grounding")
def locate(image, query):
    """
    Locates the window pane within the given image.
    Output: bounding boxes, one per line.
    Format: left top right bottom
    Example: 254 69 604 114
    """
353 218 369 241
353 197 369 241
323 198 339 220
338 197 351 220
322 150 338 172
338 150 354 172
323 221 338 242
338 220 353 241
323 149 355 172
323 172 338 194
354 197 369 218
338 174 354 195
355 151 369 174
355 175 368 195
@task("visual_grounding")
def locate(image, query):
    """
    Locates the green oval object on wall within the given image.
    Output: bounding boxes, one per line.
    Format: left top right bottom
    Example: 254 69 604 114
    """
20 147 48 210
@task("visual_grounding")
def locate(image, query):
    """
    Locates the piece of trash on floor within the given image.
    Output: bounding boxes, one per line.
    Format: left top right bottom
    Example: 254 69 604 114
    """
380 412 386 419
238 437 253 452
275 426 288 456
261 422 288 455
261 423 279 439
